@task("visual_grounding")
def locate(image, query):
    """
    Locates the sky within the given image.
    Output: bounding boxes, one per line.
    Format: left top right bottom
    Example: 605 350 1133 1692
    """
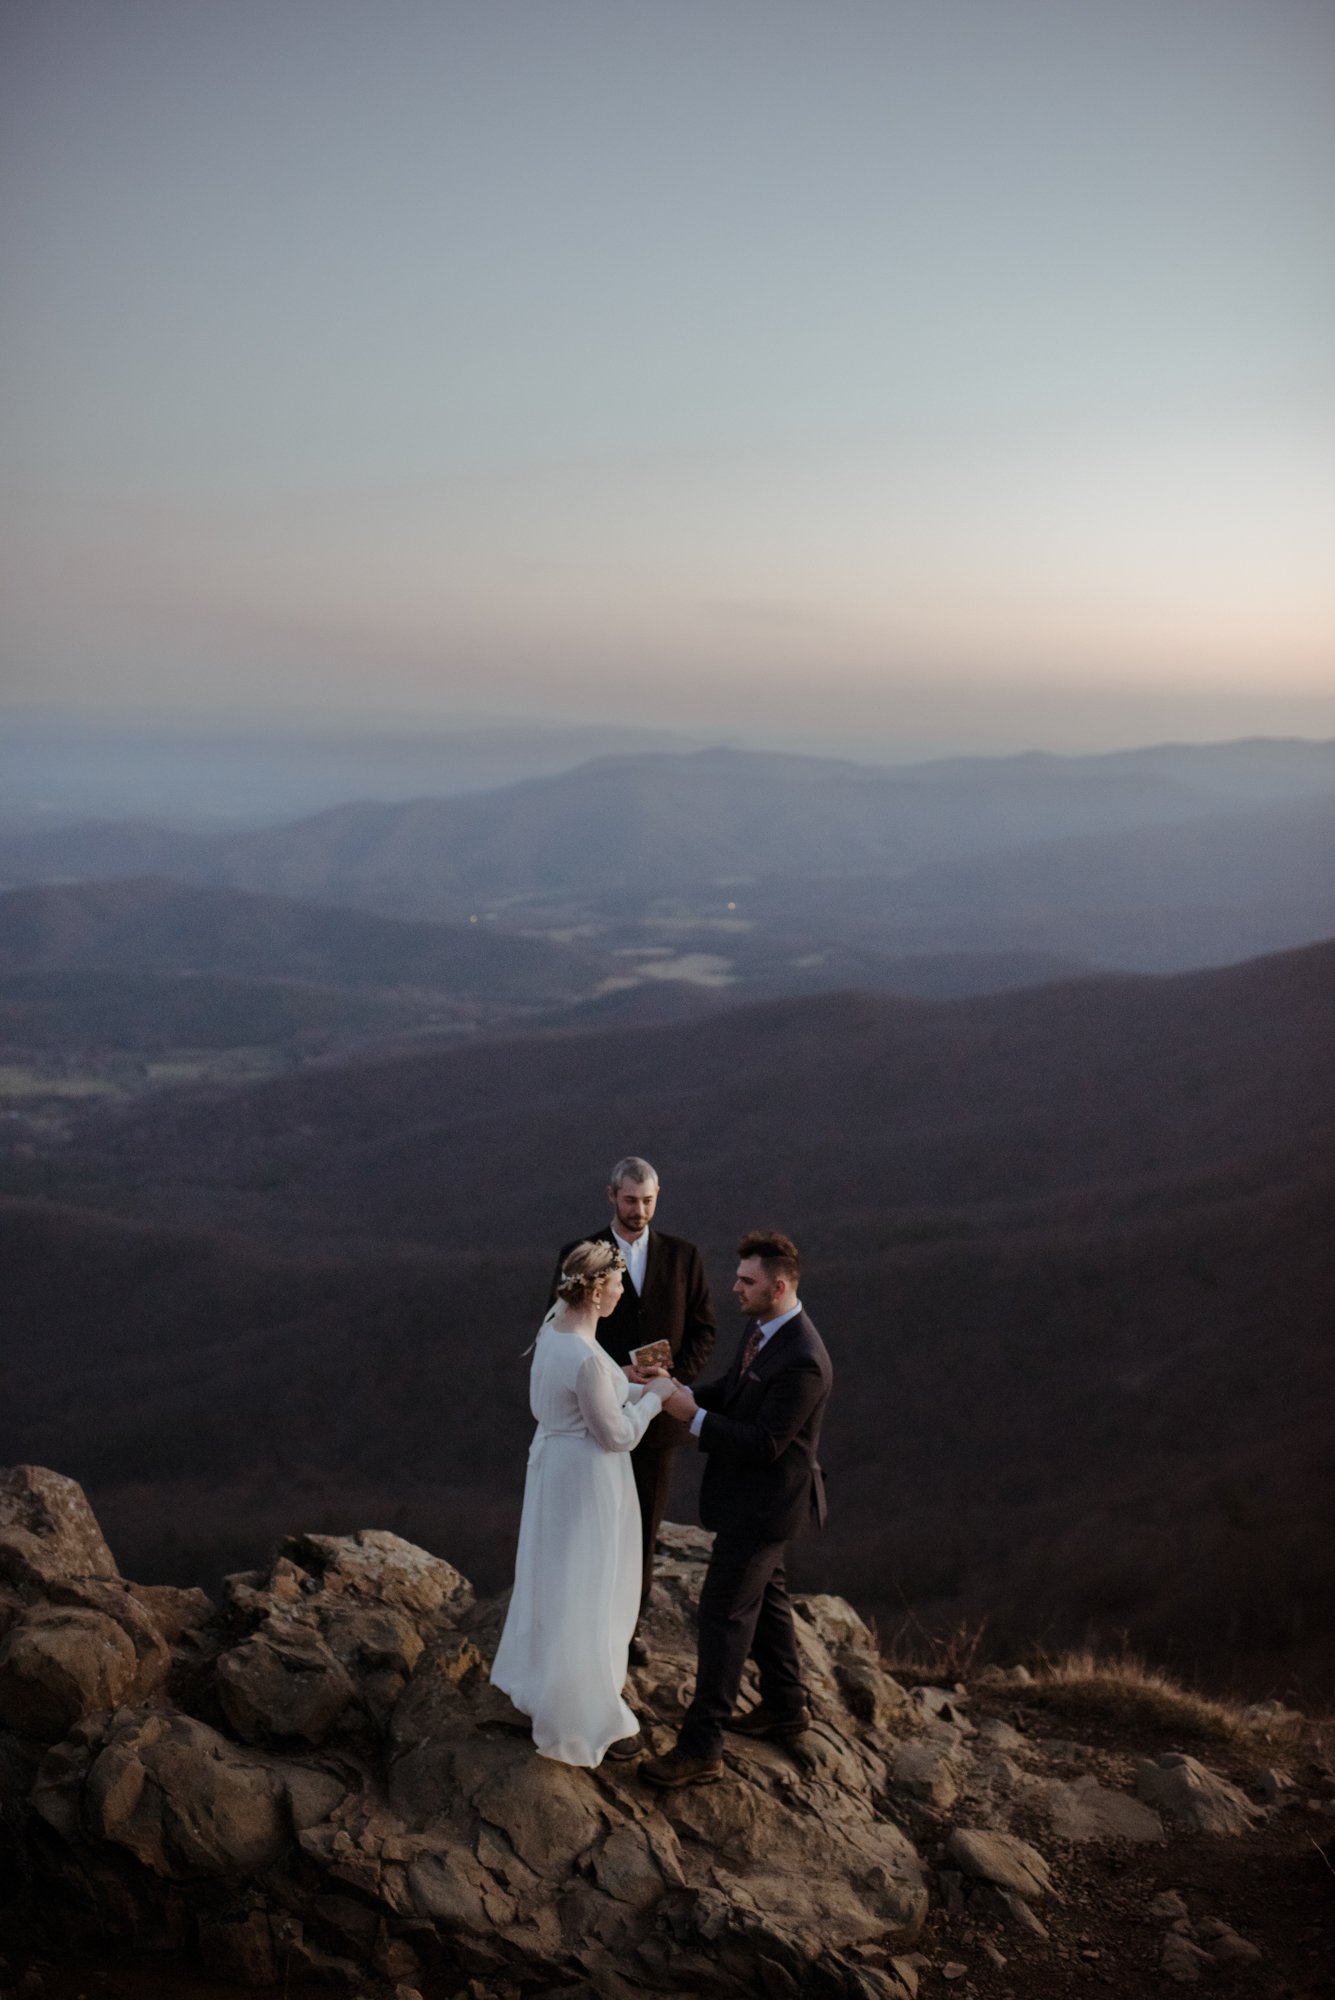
2 0 1333 758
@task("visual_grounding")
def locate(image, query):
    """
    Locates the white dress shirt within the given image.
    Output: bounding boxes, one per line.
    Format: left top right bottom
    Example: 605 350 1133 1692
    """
689 1301 803 1436
611 1225 649 1296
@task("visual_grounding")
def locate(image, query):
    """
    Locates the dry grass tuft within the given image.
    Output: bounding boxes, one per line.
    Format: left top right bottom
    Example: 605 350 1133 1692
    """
1023 1648 1289 1744
879 1612 991 1685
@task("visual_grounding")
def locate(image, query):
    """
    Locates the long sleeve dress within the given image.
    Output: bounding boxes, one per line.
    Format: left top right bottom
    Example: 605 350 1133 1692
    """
490 1321 665 1766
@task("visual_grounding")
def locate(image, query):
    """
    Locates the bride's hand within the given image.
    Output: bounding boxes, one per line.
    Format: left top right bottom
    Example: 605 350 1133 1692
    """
662 1381 697 1420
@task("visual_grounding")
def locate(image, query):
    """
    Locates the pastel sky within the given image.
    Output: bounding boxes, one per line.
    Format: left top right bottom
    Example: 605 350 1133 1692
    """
2 0 1332 755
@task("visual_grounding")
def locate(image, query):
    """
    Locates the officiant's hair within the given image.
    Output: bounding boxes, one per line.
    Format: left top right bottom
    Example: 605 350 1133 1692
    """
738 1230 800 1285
555 1238 627 1304
609 1155 658 1189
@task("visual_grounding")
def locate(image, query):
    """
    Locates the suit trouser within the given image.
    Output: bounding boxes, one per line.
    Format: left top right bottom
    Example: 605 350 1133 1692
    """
677 1531 807 1759
629 1443 674 1629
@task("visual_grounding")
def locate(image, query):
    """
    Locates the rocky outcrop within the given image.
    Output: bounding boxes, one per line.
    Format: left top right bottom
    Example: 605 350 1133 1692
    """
945 1826 1054 1900
0 1467 1318 1998
0 1604 142 1738
1045 1771 1165 1843
0 1465 118 1589
1136 1752 1260 1835
1 1480 931 1997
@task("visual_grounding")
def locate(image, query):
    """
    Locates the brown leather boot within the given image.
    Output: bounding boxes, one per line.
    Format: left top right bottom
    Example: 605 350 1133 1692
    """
726 1702 812 1740
639 1747 724 1788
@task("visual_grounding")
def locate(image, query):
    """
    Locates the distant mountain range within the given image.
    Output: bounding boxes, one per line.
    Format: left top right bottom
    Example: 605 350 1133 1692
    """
4 738 1332 897
0 712 715 826
734 792 1335 972
1 739 1332 994
7 940 1330 1694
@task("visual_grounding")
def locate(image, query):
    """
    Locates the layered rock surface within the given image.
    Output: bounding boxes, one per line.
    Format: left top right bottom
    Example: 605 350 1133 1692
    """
2 1471 931 1997
1 1466 1323 1999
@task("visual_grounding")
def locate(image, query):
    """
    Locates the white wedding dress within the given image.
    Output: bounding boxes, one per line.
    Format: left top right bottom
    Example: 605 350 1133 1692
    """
490 1317 665 1767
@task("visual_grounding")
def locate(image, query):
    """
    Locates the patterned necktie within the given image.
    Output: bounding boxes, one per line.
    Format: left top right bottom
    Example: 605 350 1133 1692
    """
739 1320 764 1374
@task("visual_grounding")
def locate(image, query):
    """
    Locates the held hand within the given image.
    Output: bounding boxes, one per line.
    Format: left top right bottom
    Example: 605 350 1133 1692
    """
625 1362 670 1384
663 1382 699 1422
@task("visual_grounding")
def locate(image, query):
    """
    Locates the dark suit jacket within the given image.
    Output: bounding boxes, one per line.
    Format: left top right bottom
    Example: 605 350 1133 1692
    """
694 1308 831 1544
550 1227 716 1450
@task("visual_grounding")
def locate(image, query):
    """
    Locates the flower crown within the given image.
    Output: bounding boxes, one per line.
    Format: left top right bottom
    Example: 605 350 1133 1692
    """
554 1242 626 1302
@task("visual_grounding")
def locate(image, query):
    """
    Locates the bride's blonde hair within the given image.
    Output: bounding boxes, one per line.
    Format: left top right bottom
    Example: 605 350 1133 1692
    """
554 1239 626 1306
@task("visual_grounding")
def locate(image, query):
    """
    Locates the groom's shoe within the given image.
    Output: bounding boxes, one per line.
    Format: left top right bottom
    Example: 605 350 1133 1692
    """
639 1748 723 1789
726 1702 813 1741
628 1636 649 1667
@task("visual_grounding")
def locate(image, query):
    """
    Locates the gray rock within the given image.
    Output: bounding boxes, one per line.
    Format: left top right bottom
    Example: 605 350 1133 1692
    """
593 1824 676 1908
406 1850 493 1932
1202 1919 1261 1965
279 1529 473 1621
792 1589 878 1658
213 1530 475 1745
1254 1766 1295 1805
70 1708 288 1878
1044 1773 1165 1844
46 1576 171 1692
1161 1929 1213 1983
1149 1889 1190 1921
971 1749 1024 1799
280 1762 349 1829
127 1582 214 1647
320 1600 424 1677
946 1827 1054 1900
216 1620 356 1746
0 1466 118 1588
1136 1753 1260 1835
913 1685 970 1725
0 1605 139 1739
976 1717 1024 1751
837 1656 909 1729
971 1883 1051 1937
890 1734 970 1810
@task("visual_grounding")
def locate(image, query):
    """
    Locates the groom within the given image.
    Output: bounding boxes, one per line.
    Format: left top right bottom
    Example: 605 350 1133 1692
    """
641 1230 832 1788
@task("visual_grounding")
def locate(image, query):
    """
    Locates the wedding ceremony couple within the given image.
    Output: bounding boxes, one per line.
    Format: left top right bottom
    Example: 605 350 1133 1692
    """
490 1156 833 1787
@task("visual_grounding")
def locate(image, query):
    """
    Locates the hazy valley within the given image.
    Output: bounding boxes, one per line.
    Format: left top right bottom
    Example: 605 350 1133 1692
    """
1 733 1332 1709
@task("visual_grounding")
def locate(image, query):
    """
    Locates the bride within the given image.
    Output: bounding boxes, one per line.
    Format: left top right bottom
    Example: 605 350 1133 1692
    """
490 1239 672 1767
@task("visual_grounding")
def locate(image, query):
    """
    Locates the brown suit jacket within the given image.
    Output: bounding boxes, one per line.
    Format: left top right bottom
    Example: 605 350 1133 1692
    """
550 1226 717 1450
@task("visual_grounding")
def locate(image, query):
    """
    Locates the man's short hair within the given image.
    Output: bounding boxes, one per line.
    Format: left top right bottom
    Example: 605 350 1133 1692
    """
737 1230 800 1286
609 1155 659 1190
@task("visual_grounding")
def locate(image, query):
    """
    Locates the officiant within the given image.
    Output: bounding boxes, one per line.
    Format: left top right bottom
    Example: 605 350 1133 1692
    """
550 1156 716 1662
